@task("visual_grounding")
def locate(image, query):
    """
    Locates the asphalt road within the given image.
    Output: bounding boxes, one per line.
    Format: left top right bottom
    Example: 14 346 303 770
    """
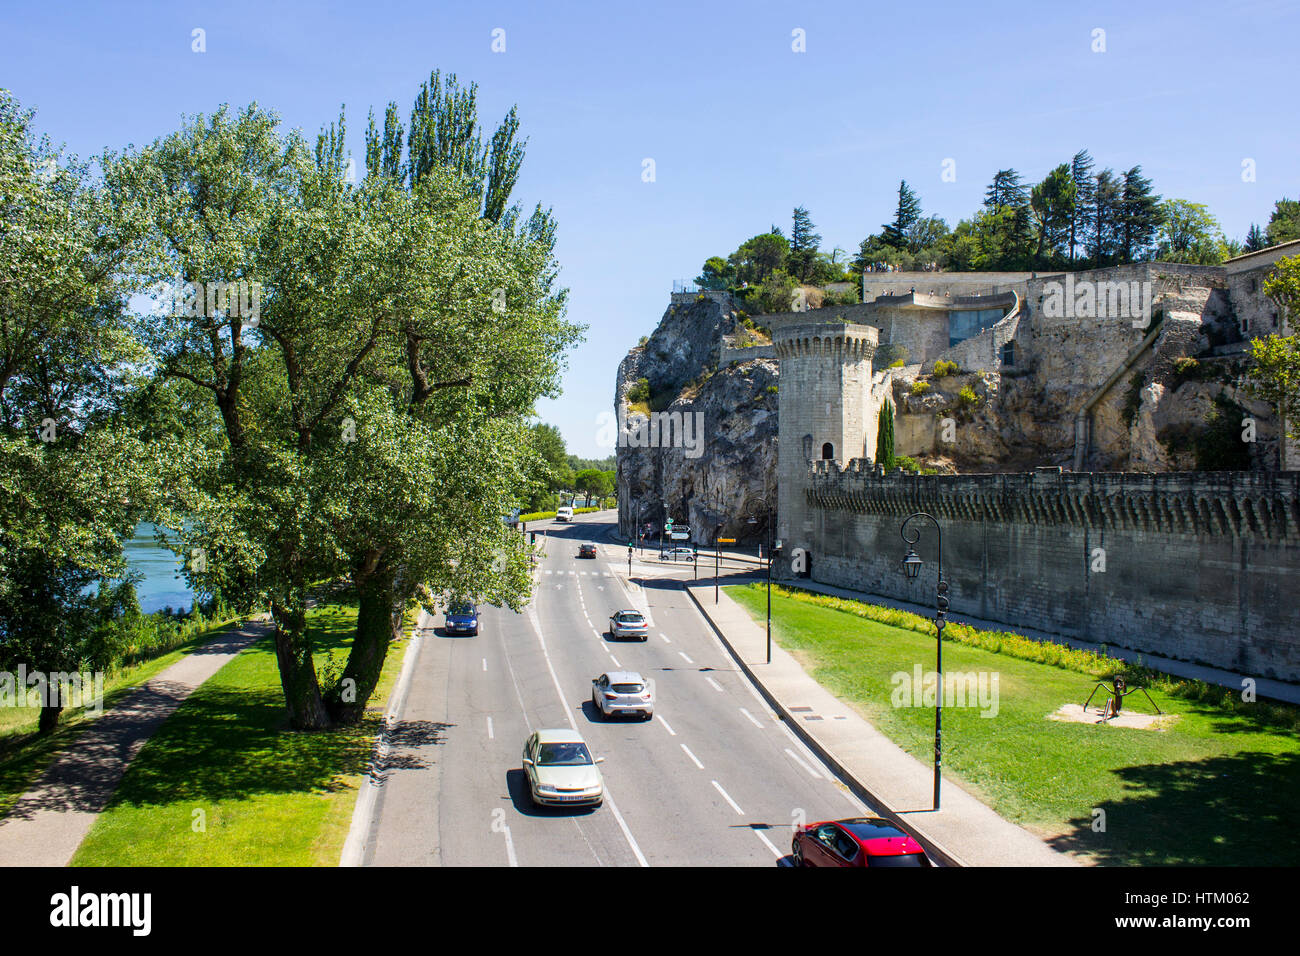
360 513 874 866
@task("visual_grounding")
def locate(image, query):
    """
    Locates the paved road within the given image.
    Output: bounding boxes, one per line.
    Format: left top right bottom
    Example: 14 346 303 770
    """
358 513 875 867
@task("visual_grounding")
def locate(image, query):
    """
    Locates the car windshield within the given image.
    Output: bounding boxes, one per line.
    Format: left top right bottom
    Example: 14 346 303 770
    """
618 613 645 623
612 683 644 694
448 603 473 616
536 742 593 766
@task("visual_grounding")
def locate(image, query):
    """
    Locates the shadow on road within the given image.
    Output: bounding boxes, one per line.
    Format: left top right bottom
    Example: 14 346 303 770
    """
504 768 599 817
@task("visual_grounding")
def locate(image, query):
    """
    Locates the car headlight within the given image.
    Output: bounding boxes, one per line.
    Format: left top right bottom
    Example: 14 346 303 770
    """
536 785 558 794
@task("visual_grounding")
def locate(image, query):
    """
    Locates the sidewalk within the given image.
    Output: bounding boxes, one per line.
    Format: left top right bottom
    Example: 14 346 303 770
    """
0 618 269 867
684 581 1077 867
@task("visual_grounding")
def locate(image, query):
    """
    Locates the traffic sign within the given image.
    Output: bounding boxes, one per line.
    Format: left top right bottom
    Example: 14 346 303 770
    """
671 531 689 540
717 537 736 544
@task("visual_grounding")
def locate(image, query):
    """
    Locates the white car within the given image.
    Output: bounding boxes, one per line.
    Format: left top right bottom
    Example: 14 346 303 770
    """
555 507 574 522
660 547 695 563
521 729 604 807
591 671 653 721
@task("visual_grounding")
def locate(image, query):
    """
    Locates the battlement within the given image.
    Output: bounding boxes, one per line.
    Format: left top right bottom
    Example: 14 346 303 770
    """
806 467 1300 539
773 322 879 360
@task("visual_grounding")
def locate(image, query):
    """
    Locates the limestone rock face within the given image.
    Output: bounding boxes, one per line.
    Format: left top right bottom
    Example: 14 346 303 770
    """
616 297 778 545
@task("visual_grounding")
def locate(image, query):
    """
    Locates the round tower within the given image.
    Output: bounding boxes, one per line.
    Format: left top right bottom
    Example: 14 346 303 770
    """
773 320 880 559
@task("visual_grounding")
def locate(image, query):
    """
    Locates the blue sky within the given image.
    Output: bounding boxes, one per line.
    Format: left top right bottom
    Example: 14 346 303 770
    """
4 0 1297 456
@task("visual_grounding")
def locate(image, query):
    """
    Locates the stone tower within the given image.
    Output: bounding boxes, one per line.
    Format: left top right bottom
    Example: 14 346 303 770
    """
773 320 880 558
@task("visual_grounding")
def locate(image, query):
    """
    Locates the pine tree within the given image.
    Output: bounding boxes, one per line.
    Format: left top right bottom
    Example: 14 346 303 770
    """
1245 223 1267 252
876 398 896 469
882 182 922 249
1119 166 1162 262
984 169 1028 213
1088 169 1123 266
1068 150 1095 263
789 206 822 282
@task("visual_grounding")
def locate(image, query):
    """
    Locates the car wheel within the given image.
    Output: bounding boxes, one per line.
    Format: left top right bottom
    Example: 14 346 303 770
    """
471 627 479 636
640 634 648 642
792 841 804 866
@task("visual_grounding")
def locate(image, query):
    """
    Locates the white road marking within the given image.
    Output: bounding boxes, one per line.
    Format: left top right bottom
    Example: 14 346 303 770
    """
678 651 694 664
784 747 823 779
739 707 765 728
680 744 704 769
609 653 621 667
658 716 677 736
705 676 724 693
525 602 648 867
712 780 744 815
754 828 783 859
482 658 487 672
501 823 517 867
487 716 494 739
659 632 671 644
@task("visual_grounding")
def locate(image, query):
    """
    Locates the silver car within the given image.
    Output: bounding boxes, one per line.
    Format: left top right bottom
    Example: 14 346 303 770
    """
591 671 653 720
660 547 695 563
521 729 604 808
609 609 649 640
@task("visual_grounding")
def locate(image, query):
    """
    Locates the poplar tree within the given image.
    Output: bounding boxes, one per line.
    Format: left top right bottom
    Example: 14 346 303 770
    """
876 398 896 470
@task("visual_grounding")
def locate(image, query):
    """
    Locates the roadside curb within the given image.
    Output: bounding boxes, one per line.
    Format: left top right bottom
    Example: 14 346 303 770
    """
339 610 428 867
681 582 968 868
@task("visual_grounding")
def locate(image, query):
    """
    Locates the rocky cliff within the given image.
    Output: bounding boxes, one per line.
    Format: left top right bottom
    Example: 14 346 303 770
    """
615 295 778 545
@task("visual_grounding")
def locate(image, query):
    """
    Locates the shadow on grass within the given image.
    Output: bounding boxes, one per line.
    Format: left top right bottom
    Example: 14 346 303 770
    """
1047 750 1300 865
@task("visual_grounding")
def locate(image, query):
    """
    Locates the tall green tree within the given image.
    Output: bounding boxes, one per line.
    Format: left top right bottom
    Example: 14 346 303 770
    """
983 169 1029 213
1068 150 1095 263
1119 166 1162 262
881 181 922 249
788 206 822 282
1088 168 1124 266
0 90 161 731
1245 223 1268 252
1247 256 1300 447
1155 199 1225 264
113 97 580 729
875 397 896 470
1030 163 1076 264
1265 198 1300 246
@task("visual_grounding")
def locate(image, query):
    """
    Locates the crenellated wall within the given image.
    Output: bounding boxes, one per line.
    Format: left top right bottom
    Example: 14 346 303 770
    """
788 466 1300 681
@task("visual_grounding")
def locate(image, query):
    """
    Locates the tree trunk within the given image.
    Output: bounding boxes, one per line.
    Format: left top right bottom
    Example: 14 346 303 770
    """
37 702 62 735
328 560 402 725
270 600 331 730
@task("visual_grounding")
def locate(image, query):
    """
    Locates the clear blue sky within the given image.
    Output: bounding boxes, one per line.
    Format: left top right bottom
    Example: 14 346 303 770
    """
5 0 1297 457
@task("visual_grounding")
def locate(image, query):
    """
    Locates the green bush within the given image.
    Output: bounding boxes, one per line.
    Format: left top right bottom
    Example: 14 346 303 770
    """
932 359 960 377
958 384 980 408
876 343 909 368
910 380 931 396
627 377 650 404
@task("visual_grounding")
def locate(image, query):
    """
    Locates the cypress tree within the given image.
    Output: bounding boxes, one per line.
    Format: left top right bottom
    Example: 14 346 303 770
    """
876 397 896 469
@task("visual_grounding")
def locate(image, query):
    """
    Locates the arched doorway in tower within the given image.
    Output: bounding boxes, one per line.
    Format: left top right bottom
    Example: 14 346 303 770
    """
821 442 834 460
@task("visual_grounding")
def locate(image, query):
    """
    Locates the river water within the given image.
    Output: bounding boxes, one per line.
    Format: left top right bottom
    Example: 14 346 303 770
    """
122 523 194 614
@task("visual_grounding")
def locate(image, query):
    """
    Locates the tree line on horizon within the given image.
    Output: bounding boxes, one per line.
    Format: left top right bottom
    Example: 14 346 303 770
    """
696 152 1300 312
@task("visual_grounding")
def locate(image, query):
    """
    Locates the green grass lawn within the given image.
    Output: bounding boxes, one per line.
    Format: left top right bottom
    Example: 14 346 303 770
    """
70 602 414 866
727 584 1300 866
0 619 239 818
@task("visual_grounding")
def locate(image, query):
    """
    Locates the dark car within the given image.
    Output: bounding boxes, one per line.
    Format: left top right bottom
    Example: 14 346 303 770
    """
578 543 597 559
791 817 932 867
444 601 479 636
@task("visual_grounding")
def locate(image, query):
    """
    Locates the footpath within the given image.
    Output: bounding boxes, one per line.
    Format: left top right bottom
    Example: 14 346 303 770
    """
0 618 268 867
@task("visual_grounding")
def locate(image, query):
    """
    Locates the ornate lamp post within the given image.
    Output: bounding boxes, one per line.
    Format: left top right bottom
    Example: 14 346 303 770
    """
900 511 947 812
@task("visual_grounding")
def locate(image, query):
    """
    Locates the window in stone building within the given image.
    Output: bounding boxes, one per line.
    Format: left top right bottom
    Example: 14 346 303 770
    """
821 442 834 460
1001 341 1015 367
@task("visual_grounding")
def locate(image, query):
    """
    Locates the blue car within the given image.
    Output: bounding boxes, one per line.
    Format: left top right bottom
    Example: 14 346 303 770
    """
444 601 479 636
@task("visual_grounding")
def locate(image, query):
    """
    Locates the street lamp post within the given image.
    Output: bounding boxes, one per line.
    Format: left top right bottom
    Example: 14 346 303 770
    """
746 499 774 664
900 511 946 812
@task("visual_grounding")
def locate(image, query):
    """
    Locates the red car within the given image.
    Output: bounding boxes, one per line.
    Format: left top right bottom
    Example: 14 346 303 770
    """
792 817 932 867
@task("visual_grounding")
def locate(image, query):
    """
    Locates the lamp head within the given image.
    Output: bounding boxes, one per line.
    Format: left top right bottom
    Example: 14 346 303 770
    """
901 548 923 580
